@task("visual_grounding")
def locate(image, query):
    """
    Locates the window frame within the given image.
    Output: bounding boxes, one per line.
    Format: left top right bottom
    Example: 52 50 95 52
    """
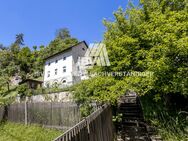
63 66 66 73
47 71 50 77
63 57 66 61
55 69 58 75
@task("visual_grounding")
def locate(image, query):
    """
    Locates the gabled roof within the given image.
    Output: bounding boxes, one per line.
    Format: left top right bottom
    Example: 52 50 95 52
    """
19 79 43 84
44 41 88 60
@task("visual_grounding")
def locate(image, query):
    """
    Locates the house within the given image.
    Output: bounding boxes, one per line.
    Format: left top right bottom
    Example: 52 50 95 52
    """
20 79 43 89
43 41 88 88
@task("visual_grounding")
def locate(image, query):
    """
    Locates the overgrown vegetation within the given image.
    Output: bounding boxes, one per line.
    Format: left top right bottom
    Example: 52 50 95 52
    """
0 122 62 141
141 95 188 141
73 0 188 140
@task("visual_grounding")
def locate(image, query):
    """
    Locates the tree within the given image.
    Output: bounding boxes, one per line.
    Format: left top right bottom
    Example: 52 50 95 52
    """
15 33 24 45
103 0 188 96
73 0 188 106
0 44 7 50
56 28 71 40
33 46 37 51
44 28 78 58
17 47 32 76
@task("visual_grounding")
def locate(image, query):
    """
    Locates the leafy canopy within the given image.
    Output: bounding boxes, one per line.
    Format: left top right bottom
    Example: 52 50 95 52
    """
73 0 188 105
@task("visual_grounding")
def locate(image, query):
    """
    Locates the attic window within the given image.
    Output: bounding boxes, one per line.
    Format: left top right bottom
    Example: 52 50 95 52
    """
48 62 51 66
82 48 85 51
55 60 58 63
63 57 66 60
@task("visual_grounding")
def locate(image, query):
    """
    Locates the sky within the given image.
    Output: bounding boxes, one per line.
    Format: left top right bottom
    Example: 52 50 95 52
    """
0 0 139 48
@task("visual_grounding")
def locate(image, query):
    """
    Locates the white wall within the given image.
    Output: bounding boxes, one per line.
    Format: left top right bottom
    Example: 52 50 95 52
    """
44 50 73 87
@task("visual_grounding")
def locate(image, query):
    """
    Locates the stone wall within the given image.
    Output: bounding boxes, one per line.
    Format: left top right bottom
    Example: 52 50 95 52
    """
15 91 73 103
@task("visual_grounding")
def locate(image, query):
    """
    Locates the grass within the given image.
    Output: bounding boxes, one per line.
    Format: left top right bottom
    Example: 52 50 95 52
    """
0 122 62 141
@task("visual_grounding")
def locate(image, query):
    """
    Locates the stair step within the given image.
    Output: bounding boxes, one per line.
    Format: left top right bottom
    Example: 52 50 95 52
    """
119 105 140 109
119 103 139 106
122 111 142 114
120 121 147 127
122 113 143 117
124 126 147 132
119 103 141 108
124 136 151 141
119 99 137 103
150 135 163 141
118 110 141 114
119 106 140 109
123 117 144 122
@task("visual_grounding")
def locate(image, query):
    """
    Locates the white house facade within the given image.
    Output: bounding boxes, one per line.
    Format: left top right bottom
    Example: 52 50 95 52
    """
43 41 88 88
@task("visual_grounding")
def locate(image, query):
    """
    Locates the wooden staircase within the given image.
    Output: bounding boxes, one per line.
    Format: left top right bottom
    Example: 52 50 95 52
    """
116 93 162 141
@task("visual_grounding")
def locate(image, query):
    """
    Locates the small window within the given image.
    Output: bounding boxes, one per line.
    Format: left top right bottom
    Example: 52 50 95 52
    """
55 60 58 63
31 83 35 89
82 48 85 51
63 57 66 60
48 62 51 66
46 83 50 88
63 66 66 73
47 71 50 77
55 69 58 75
62 79 66 83
77 66 80 71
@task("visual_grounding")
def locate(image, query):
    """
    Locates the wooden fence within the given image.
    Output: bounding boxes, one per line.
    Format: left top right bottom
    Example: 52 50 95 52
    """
0 102 81 130
53 104 113 141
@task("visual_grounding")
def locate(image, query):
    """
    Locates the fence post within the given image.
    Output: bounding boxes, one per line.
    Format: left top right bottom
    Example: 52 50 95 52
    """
24 98 28 125
51 102 53 126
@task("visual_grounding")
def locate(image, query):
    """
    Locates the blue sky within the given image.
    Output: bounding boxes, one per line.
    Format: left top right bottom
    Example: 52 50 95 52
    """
0 0 139 48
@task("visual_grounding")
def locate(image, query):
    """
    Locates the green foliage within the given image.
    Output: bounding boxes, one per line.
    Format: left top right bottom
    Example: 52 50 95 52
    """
72 2 188 135
73 77 127 105
141 95 188 141
56 28 71 39
79 103 94 117
103 0 188 96
74 0 188 107
17 84 30 98
44 36 78 58
112 113 123 122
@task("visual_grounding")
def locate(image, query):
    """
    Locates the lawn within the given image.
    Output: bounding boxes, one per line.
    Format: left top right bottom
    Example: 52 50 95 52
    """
0 122 62 141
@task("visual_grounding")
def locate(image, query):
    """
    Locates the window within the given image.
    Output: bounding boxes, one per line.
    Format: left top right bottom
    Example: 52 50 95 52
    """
63 66 66 73
62 79 66 83
31 83 36 89
63 57 66 60
48 62 51 66
82 48 85 51
55 60 58 63
55 69 58 75
46 83 50 88
47 71 50 77
77 66 80 71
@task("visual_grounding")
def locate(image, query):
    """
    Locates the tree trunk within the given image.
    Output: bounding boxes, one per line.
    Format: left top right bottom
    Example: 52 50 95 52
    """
2 104 9 122
1 82 10 122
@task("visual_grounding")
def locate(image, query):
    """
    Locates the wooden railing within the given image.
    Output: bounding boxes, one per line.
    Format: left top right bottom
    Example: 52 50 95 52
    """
53 104 113 141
